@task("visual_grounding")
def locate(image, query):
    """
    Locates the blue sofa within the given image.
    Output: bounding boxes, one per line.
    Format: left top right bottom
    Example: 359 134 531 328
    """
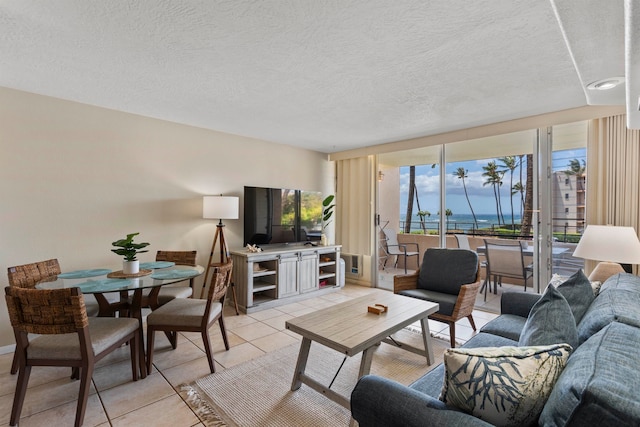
351 273 640 426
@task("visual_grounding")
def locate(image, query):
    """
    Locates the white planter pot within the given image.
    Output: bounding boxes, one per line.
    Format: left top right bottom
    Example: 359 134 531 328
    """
123 260 139 275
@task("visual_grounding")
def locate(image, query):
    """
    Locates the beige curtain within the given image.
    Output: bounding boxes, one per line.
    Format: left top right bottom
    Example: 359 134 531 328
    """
586 114 640 274
336 156 374 256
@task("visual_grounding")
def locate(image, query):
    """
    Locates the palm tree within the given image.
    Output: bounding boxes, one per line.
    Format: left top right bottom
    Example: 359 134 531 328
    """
405 166 415 233
564 158 586 177
482 161 504 226
498 156 517 229
520 154 534 238
513 181 525 220
454 167 478 229
417 210 430 233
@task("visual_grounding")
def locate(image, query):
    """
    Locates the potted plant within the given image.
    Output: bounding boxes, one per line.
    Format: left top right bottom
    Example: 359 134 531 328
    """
111 232 150 274
321 195 335 245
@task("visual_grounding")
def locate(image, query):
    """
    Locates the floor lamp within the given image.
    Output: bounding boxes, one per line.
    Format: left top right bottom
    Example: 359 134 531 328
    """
573 225 640 282
202 195 239 313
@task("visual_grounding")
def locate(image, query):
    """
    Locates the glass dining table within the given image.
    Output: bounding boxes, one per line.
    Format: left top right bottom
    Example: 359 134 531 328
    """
36 263 204 378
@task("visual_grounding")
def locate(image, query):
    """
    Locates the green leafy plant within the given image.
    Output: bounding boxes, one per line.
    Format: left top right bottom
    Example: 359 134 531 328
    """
111 232 150 261
322 195 335 231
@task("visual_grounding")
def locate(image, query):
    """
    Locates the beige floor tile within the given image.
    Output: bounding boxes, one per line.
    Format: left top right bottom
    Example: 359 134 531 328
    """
15 393 108 427
0 376 96 425
247 308 286 321
0 365 72 397
149 338 207 372
286 306 317 317
251 331 300 353
231 322 279 342
212 342 265 369
93 358 140 392
190 329 245 354
224 313 259 330
270 301 309 314
261 313 295 331
111 394 200 427
160 357 222 388
99 372 174 419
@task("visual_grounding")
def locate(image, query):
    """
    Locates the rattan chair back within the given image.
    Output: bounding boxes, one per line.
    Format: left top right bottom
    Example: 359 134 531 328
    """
156 250 197 266
5 287 88 335
7 259 61 288
209 261 233 303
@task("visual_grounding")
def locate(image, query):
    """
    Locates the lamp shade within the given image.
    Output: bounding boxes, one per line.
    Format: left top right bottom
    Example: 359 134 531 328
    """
203 196 239 220
573 225 640 264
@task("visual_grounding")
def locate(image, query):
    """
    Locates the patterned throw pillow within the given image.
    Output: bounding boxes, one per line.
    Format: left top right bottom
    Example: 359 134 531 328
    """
440 344 572 427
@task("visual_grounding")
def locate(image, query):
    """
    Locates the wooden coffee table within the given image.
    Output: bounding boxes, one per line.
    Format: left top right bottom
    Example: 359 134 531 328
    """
285 292 439 410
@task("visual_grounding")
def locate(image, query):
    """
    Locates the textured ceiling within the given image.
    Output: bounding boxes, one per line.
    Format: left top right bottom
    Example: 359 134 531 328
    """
0 1 633 153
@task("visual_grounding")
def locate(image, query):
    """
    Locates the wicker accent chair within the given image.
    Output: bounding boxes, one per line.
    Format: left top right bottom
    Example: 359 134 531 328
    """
4 286 140 427
146 261 232 374
393 248 481 348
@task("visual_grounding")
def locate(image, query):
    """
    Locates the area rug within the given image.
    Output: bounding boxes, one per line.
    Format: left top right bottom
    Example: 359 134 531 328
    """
180 329 448 427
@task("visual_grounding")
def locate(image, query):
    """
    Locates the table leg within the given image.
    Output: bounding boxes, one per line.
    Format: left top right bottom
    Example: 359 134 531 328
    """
291 337 311 391
358 346 375 378
420 317 434 365
130 290 148 379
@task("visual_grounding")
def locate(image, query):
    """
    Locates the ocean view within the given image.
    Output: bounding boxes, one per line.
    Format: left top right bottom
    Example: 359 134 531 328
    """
398 213 523 233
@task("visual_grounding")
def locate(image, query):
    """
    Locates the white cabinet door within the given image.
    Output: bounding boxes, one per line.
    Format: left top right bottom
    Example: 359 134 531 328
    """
277 255 298 298
299 253 319 293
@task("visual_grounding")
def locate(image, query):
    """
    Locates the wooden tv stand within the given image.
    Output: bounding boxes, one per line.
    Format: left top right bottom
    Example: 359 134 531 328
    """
230 244 342 314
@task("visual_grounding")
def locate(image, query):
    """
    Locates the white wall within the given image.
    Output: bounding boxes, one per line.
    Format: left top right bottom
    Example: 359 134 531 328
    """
0 87 334 348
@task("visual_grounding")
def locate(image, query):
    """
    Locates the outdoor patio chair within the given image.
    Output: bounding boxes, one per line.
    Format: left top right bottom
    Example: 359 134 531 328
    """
483 239 533 300
382 228 420 273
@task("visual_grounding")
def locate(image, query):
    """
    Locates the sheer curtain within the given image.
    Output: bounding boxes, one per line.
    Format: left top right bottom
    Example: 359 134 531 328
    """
587 114 640 274
335 156 374 257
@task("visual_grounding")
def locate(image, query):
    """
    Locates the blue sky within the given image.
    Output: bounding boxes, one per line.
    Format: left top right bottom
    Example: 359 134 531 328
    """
399 148 586 217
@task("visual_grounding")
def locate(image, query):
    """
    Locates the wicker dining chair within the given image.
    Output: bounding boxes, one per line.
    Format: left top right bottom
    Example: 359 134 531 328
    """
146 261 232 374
155 250 198 306
5 286 140 427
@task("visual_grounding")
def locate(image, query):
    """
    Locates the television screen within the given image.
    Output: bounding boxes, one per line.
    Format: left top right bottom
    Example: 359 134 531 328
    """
244 186 324 245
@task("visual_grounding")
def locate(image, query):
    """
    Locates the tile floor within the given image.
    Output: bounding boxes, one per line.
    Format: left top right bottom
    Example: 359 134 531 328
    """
0 284 498 427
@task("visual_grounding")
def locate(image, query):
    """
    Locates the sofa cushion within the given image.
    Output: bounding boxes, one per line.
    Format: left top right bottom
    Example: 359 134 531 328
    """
410 333 518 398
417 248 478 296
555 269 595 324
398 289 458 316
539 322 640 427
440 343 572 427
518 284 578 349
576 274 640 344
480 314 527 342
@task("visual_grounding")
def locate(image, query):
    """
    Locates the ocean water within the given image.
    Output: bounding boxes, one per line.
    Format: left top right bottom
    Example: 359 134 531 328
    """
399 213 522 232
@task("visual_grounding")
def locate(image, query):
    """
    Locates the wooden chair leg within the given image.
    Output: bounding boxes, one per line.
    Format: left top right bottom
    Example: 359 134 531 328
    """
146 328 156 374
75 363 93 427
10 351 18 375
130 335 139 381
467 315 477 331
449 323 456 348
10 364 31 426
218 316 230 350
201 329 216 374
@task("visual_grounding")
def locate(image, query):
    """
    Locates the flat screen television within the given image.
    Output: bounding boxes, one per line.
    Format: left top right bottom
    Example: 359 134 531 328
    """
244 186 324 246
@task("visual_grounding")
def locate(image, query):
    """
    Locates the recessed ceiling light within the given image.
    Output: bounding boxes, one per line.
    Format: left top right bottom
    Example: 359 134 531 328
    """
586 77 625 91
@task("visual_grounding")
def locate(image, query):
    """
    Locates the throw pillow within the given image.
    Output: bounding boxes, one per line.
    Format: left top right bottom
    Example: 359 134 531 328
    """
518 284 578 349
440 344 572 427
555 269 595 324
